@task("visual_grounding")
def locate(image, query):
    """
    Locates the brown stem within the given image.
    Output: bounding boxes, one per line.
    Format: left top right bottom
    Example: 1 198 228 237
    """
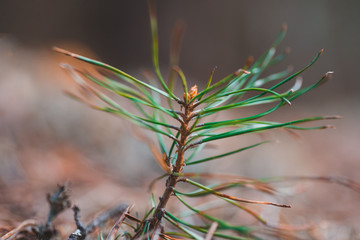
132 101 195 239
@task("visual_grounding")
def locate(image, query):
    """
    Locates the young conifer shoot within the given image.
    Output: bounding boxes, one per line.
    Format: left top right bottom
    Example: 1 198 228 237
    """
54 1 359 239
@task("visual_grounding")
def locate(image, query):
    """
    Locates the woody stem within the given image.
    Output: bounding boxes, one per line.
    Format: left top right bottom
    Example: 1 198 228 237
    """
134 102 194 238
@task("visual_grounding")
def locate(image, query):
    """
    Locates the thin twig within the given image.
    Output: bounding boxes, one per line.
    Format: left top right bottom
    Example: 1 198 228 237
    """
0 219 39 240
67 204 130 240
36 183 72 240
204 222 218 240
68 206 86 240
46 183 72 226
106 204 134 240
125 213 142 223
86 204 129 234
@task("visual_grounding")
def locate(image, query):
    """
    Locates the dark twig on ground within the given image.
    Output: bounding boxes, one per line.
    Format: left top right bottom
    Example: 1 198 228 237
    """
1 184 71 240
36 183 72 240
68 206 86 240
67 204 129 240
45 183 72 226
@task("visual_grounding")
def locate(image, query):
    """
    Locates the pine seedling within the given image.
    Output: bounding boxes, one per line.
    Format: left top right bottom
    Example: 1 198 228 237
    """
54 1 346 239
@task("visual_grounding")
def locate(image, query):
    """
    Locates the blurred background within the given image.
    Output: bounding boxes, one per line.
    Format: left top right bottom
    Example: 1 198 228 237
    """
0 0 359 239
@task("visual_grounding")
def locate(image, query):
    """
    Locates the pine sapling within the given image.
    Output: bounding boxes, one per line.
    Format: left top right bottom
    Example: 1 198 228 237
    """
54 1 359 239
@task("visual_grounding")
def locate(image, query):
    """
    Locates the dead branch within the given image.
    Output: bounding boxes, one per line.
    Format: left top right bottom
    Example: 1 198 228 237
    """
106 204 134 240
1 182 71 240
45 183 72 227
68 206 86 240
85 204 129 234
67 204 129 240
35 183 71 240
0 219 39 240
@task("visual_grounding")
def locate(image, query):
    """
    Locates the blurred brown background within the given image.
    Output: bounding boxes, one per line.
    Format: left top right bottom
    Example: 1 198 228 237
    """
0 0 359 239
